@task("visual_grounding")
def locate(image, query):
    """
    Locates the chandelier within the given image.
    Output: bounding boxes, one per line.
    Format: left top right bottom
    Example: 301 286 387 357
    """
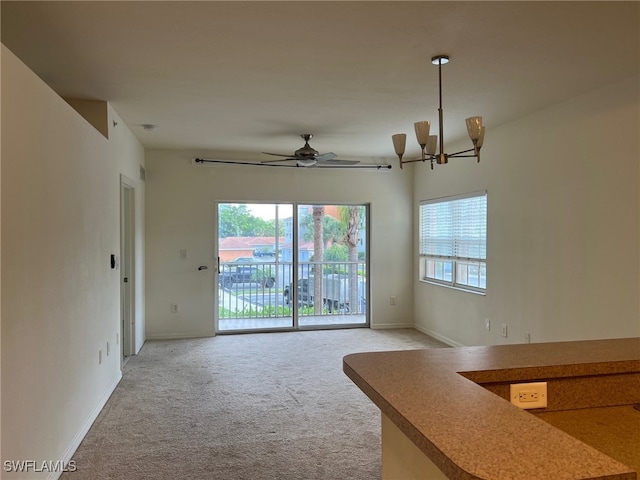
391 55 485 170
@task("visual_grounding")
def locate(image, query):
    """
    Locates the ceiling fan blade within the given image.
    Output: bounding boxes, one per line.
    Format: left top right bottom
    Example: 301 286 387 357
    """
315 152 337 162
262 152 294 158
261 157 297 164
319 158 360 165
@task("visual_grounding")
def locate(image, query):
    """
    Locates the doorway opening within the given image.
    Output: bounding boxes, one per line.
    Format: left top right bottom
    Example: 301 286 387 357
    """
215 203 369 333
120 176 135 363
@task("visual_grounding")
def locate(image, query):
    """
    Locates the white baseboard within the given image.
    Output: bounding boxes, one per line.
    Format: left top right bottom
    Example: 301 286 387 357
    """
371 322 414 330
413 324 466 347
48 372 122 480
145 332 215 341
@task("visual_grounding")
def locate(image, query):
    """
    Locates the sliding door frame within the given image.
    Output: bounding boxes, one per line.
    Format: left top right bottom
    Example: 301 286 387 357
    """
214 201 370 334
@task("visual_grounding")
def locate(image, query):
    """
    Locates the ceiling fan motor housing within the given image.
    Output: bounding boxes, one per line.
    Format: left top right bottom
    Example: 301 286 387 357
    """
295 134 319 158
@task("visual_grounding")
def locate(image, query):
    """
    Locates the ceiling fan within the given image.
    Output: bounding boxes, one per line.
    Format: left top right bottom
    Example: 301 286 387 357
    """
261 134 359 167
194 133 392 169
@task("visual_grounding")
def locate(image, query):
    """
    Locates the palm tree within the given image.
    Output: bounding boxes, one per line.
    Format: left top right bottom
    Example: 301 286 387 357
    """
340 206 364 313
300 212 342 247
312 206 325 314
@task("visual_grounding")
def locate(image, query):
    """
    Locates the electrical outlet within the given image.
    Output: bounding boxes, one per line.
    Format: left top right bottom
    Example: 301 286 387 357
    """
171 303 179 313
485 319 490 331
510 382 547 409
390 296 397 306
180 249 188 259
501 323 508 337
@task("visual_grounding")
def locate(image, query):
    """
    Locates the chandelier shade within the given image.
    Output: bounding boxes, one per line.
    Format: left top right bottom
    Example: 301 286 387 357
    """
392 55 485 169
391 133 407 157
414 121 431 147
465 116 483 140
426 135 437 155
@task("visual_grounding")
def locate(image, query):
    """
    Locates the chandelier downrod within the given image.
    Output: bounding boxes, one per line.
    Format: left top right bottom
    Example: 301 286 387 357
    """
391 54 485 170
436 55 446 165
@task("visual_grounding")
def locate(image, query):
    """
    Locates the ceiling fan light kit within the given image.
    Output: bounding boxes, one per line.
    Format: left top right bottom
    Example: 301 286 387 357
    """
295 158 318 167
392 55 485 170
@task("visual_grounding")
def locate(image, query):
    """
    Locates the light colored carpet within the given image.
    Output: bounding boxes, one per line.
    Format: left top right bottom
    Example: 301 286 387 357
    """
62 328 448 480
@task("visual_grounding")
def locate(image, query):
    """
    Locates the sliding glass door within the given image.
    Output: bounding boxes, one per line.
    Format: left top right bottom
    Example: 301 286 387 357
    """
294 204 367 328
215 202 368 333
217 203 292 332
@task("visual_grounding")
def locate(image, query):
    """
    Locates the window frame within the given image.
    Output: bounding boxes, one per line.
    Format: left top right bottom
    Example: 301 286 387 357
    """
418 191 487 294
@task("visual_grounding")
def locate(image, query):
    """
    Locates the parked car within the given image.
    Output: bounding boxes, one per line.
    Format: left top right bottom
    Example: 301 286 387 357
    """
219 262 275 288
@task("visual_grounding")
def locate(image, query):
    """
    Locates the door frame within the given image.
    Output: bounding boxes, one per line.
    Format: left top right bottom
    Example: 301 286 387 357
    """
120 175 136 364
214 202 370 333
214 203 295 333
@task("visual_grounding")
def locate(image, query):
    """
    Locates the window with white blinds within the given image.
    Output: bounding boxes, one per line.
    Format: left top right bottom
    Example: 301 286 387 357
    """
419 191 487 292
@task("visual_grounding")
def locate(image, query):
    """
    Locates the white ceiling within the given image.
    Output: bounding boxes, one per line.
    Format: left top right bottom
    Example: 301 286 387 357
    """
2 1 639 163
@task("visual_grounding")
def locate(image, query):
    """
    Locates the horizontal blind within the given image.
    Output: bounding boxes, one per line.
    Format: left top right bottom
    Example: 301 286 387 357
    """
420 192 486 261
420 201 454 257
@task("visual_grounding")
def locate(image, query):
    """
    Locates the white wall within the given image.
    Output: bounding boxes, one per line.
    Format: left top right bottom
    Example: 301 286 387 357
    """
145 151 413 338
1 45 145 478
414 75 640 346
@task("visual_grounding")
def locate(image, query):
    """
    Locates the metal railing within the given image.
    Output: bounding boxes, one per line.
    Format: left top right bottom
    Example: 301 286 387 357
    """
218 260 366 320
288 262 367 316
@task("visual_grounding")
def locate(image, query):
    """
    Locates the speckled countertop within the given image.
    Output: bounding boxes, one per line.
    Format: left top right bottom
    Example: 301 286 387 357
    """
536 405 640 474
343 337 640 480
